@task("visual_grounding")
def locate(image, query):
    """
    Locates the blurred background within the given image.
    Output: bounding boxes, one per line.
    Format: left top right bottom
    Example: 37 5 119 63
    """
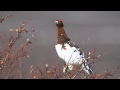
0 11 120 78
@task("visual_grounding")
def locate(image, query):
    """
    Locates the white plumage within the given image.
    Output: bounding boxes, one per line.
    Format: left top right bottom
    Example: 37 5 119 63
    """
55 43 83 64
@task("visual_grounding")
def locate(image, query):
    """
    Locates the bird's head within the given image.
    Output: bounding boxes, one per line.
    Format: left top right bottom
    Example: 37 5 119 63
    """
55 19 64 27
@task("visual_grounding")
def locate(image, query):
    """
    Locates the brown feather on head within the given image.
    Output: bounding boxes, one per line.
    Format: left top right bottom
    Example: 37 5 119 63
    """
55 19 70 44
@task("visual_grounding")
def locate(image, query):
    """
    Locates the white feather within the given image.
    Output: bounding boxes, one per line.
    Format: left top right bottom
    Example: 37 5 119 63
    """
55 21 58 24
55 43 93 74
55 43 83 64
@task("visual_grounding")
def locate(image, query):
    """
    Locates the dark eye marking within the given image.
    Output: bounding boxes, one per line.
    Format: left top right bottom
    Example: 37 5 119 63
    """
80 52 82 55
74 50 77 52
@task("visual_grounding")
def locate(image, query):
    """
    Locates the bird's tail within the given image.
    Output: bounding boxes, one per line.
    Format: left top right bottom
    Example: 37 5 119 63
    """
83 62 93 74
81 59 93 75
79 52 93 75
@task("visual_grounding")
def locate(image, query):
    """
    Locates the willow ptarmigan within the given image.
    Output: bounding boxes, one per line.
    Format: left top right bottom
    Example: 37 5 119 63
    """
55 19 93 75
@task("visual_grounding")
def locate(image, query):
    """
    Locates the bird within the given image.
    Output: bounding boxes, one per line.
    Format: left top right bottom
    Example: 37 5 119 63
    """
55 19 93 75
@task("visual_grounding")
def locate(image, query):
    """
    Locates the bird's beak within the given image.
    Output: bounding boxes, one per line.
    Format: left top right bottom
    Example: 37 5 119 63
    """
55 20 58 24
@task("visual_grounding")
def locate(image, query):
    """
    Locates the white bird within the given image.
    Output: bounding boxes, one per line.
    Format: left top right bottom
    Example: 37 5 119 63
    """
55 19 93 75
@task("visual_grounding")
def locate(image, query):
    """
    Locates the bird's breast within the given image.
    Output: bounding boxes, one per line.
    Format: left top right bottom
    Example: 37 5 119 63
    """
55 43 83 64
